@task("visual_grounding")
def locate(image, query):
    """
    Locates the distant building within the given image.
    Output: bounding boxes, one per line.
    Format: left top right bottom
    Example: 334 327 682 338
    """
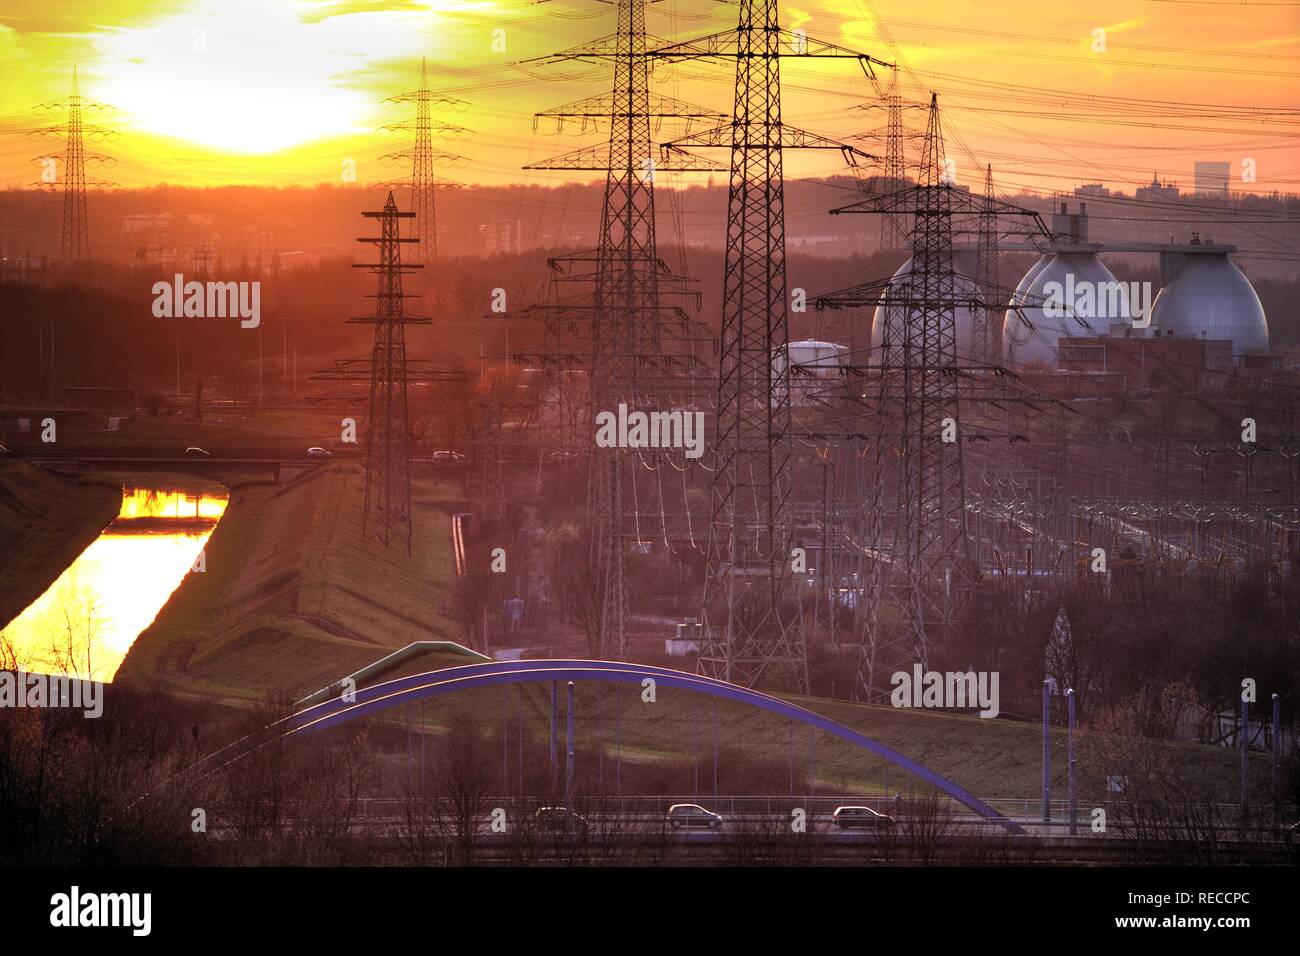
1057 334 1229 386
1135 174 1180 202
480 216 521 255
1074 183 1111 198
1050 201 1090 243
665 618 702 657
1193 161 1231 198
121 213 173 263
787 235 844 252
240 223 277 262
192 244 215 274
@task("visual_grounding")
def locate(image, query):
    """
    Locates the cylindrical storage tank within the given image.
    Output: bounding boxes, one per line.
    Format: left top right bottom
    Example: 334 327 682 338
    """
1003 252 1133 367
871 249 982 362
774 339 848 406
1148 253 1268 358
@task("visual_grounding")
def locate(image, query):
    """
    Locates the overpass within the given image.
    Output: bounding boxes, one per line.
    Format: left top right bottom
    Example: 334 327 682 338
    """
5 444 474 482
7 447 340 482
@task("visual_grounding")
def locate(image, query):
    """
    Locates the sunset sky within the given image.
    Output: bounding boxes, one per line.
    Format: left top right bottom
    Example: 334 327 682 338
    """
0 0 1296 195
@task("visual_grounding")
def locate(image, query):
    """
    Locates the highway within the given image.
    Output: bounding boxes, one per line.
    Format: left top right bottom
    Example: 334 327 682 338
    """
191 797 1296 864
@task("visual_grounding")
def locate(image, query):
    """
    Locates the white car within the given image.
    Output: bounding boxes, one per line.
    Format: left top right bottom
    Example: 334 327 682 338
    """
307 447 333 457
666 804 723 829
431 450 465 462
832 806 895 829
184 446 210 457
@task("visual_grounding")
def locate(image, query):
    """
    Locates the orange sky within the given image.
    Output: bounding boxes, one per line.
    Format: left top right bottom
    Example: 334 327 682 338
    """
0 0 1297 196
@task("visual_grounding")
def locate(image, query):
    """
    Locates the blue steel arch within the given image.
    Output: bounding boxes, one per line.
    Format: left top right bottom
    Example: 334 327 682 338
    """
290 659 1024 834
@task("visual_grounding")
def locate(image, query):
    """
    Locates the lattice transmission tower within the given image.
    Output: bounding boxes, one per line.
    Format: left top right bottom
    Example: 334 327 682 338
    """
517 0 720 656
654 0 890 691
30 67 116 264
349 193 431 553
817 94 1045 701
849 70 924 252
381 59 470 263
974 164 1002 366
876 71 921 253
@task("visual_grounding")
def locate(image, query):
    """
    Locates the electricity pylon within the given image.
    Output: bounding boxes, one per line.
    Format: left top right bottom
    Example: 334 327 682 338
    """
881 73 908 252
30 67 116 264
849 70 924 251
653 0 890 691
974 164 1005 366
381 59 470 263
519 0 720 656
817 94 1046 701
350 192 431 553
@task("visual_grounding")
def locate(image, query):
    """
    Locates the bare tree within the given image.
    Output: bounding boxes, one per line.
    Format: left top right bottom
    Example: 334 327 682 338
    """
0 628 23 670
291 727 376 864
1080 681 1269 862
431 711 496 865
40 583 105 681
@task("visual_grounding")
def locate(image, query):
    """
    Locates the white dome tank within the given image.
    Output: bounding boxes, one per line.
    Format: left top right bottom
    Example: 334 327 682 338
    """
1003 252 1133 367
1149 253 1268 356
871 249 982 363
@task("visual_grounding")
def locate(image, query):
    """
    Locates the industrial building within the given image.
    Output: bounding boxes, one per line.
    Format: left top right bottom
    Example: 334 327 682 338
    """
1001 204 1273 370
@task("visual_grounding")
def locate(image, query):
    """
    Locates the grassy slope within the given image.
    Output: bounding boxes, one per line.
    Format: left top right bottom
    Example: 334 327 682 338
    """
0 461 120 629
380 680 1269 807
116 463 464 700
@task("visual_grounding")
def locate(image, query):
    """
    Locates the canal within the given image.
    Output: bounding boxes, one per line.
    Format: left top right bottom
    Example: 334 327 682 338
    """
1 479 228 681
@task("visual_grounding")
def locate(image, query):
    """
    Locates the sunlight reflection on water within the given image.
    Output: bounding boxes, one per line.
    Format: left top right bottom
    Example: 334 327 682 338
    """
2 482 228 681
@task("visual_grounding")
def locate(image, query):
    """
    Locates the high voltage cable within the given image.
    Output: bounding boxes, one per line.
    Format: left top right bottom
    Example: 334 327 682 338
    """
878 16 1300 60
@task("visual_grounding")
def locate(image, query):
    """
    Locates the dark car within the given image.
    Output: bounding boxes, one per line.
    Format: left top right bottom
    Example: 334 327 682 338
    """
534 807 587 833
832 806 895 829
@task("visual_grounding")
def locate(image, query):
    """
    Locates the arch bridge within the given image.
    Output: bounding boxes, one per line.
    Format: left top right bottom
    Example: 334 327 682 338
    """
289 659 1024 834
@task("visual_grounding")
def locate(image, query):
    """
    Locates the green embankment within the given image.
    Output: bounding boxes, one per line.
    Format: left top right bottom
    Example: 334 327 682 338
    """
392 682 1269 806
116 463 465 700
0 461 120 630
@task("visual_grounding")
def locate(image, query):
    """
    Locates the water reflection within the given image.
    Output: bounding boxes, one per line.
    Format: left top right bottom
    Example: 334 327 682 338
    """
1 482 228 681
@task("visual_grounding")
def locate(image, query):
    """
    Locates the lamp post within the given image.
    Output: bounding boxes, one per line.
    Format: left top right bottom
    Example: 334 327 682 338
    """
566 681 575 800
1042 678 1056 823
1067 688 1077 836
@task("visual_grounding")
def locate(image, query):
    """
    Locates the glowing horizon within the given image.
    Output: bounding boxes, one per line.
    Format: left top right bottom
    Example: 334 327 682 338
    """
0 0 1296 196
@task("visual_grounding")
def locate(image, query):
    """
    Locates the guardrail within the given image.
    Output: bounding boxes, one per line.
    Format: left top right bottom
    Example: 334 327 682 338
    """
295 642 493 709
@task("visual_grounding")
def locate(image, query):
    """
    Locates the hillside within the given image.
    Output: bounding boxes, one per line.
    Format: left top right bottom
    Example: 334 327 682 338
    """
116 464 465 699
0 460 120 631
